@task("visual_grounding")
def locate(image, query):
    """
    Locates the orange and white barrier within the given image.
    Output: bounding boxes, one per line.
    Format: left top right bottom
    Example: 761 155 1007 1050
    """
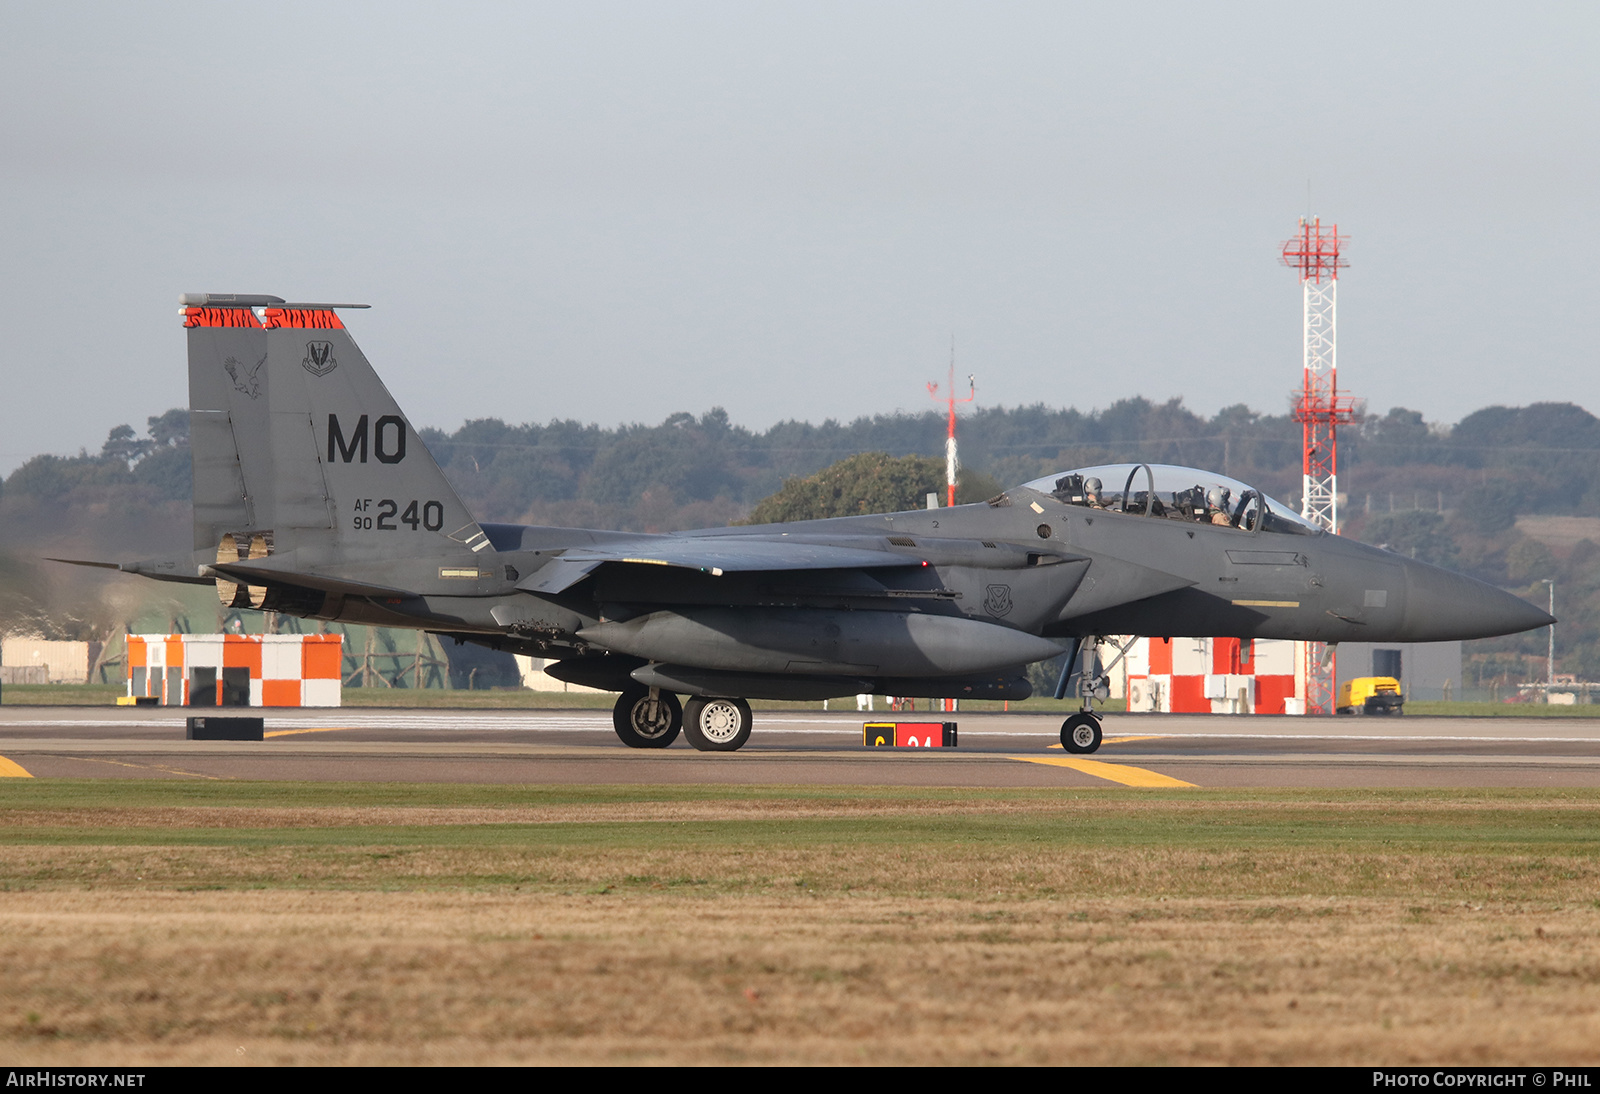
125 634 342 708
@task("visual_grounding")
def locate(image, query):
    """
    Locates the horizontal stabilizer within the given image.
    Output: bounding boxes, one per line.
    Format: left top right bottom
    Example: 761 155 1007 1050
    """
44 557 120 570
46 555 213 586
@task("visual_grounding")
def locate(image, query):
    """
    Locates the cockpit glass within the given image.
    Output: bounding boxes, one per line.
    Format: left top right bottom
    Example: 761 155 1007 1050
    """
1020 463 1321 536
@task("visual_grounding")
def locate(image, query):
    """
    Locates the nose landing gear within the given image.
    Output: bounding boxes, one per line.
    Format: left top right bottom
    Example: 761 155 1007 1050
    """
1061 711 1103 754
1054 634 1139 755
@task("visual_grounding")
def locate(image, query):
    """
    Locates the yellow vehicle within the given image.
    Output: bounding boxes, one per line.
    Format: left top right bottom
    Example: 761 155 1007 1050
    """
1337 676 1404 715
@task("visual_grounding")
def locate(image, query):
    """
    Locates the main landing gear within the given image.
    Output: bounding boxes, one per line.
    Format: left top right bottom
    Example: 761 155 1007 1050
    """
612 687 753 752
683 696 753 752
613 686 681 748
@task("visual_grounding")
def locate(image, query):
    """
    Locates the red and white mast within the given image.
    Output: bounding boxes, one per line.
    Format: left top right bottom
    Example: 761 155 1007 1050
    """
928 345 975 507
1281 217 1357 533
1281 216 1360 714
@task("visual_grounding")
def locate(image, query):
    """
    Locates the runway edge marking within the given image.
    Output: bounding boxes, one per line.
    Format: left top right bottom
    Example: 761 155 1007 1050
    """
1048 736 1170 748
0 755 35 778
1013 755 1196 788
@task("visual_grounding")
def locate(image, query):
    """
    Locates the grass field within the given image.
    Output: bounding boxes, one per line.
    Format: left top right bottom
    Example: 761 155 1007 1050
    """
1 781 1597 1065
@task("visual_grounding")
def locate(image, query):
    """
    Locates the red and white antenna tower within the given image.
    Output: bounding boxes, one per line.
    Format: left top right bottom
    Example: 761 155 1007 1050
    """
1281 216 1359 532
1281 215 1361 715
928 343 975 507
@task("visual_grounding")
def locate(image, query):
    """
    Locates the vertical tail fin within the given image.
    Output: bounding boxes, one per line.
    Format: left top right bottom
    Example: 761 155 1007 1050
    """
186 301 265 556
184 295 488 569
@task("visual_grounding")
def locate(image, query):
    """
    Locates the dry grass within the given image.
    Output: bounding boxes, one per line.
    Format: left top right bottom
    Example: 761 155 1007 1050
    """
1 889 1598 1065
1 785 1598 1065
1 843 1598 905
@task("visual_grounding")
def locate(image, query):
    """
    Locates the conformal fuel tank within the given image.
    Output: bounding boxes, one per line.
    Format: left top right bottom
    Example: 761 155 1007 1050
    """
579 607 1065 677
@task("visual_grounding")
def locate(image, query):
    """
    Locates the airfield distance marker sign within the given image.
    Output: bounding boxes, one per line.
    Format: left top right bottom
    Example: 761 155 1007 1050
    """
863 722 958 747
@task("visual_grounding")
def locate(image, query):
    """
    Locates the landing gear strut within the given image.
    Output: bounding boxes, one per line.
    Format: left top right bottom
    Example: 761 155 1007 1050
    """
613 686 682 748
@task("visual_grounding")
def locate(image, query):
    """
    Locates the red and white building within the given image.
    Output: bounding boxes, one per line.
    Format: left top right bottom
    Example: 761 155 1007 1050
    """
1123 636 1304 715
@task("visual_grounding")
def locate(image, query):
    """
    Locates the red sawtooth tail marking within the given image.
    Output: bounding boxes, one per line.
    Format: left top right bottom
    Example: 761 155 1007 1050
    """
261 308 345 330
182 307 263 329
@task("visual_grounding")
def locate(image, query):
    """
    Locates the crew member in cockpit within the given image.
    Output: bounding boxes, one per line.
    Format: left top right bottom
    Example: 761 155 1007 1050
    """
1206 486 1233 526
1084 478 1106 509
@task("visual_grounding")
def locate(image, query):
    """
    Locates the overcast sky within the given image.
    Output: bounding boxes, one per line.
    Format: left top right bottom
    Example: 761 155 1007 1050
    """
2 2 1596 476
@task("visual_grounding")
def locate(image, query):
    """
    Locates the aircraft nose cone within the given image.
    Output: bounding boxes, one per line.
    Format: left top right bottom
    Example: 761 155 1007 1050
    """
1402 560 1555 641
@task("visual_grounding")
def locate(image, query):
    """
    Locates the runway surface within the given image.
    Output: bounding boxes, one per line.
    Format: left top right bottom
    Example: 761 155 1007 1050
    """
3 706 1600 787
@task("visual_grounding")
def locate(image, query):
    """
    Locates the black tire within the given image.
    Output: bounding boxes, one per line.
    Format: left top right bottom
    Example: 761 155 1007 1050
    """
1061 712 1103 754
612 687 682 748
682 696 753 752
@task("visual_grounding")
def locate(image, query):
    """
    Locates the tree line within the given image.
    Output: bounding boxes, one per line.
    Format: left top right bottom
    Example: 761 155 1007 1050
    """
3 397 1595 685
9 397 1593 531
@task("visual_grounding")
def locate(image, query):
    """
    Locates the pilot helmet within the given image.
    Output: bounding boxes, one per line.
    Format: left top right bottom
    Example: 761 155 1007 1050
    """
1206 485 1231 509
1084 477 1102 495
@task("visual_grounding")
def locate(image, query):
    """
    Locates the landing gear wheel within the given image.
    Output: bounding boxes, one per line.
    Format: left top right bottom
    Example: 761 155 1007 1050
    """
1061 712 1103 754
613 687 682 748
682 696 753 752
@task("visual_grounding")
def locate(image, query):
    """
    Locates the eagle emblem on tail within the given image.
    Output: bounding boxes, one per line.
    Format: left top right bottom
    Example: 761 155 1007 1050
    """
223 354 266 400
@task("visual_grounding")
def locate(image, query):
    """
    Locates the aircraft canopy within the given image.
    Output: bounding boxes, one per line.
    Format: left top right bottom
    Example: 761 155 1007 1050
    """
1021 463 1322 537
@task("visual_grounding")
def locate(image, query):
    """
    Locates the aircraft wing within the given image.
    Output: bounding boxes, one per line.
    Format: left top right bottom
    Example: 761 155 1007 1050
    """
518 536 923 595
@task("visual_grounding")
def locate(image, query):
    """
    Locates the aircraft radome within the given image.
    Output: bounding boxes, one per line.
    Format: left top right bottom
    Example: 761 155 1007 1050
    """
62 295 1556 753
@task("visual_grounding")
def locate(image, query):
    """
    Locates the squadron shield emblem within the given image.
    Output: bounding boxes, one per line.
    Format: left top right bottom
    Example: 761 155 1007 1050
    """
302 341 337 377
984 583 1013 618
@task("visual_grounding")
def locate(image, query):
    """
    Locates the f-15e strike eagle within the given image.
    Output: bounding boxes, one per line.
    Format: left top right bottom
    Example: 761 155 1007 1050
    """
80 295 1554 753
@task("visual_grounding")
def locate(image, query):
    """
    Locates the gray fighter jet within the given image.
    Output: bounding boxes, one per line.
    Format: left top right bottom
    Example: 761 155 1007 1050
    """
91 294 1554 753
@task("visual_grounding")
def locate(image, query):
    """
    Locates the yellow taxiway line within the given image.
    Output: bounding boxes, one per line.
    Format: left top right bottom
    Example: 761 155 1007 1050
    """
1013 755 1196 787
0 755 35 778
64 755 224 780
263 727 345 738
